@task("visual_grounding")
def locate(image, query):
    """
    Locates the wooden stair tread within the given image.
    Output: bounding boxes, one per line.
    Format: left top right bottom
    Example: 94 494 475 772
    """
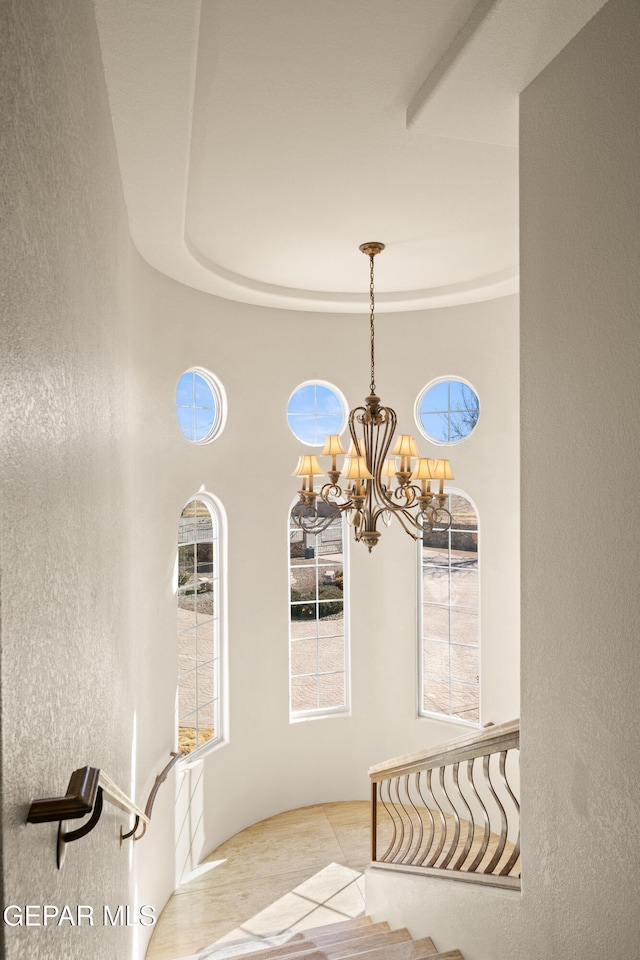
301 920 391 944
194 916 464 960
329 934 440 960
328 937 441 960
266 936 441 960
288 920 388 945
292 918 374 941
199 919 377 959
227 929 410 960
221 924 394 960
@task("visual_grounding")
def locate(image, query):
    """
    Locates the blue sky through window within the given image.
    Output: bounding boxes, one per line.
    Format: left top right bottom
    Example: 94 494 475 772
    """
418 379 479 444
176 371 217 442
287 383 346 446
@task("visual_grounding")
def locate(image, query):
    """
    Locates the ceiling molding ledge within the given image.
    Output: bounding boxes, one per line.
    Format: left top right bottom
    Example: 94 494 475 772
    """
183 232 519 314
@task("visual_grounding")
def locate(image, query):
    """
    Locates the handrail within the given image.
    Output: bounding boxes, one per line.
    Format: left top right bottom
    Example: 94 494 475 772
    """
369 719 520 890
124 751 181 842
26 752 181 868
26 766 101 824
99 771 149 822
370 718 519 781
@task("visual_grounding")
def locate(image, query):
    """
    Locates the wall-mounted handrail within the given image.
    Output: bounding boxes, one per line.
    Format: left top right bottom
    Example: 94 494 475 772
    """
26 752 181 868
122 751 182 842
99 771 149 822
26 766 101 824
369 719 520 891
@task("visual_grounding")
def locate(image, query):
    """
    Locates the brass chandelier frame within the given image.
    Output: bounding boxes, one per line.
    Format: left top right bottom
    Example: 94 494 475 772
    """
292 242 453 551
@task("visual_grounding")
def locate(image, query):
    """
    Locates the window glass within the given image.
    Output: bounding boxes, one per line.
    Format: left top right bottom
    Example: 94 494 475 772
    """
420 492 479 724
287 382 347 446
175 369 226 443
178 497 222 754
416 378 479 444
289 507 349 718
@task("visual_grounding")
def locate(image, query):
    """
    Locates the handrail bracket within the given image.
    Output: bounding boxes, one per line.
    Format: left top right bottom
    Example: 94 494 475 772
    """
26 752 182 869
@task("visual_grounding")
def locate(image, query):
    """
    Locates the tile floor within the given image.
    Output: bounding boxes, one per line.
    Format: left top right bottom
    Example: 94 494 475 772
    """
146 801 371 960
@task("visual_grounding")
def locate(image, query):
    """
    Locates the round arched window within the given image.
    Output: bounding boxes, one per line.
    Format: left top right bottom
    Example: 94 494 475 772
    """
287 381 347 447
415 378 479 445
175 368 226 443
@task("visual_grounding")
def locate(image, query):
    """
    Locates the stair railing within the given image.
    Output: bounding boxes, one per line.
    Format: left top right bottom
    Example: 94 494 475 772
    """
27 752 181 868
369 718 520 890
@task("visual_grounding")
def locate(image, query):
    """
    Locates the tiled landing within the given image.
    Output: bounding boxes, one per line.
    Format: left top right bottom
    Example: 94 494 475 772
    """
146 801 371 960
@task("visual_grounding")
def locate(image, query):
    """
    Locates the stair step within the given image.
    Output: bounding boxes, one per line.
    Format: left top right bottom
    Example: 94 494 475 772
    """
193 916 464 960
294 918 374 939
248 936 440 960
285 920 389 946
224 922 393 960
225 928 407 960
198 935 295 960
325 938 441 960
198 918 378 959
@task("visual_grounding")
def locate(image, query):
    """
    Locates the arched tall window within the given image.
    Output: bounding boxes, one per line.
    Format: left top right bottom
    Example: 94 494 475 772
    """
177 496 223 755
419 491 479 724
289 506 349 719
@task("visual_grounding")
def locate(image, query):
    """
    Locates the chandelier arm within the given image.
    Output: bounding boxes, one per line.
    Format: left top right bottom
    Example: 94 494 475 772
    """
364 401 395 545
319 482 350 504
370 497 421 523
393 482 421 506
349 406 366 443
291 513 330 535
291 498 345 536
385 504 422 540
370 403 396 480
373 479 401 510
431 505 453 528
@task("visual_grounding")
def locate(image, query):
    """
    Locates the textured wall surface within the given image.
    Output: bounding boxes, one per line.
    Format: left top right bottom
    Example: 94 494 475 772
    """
0 2 165 957
519 0 640 951
368 0 640 955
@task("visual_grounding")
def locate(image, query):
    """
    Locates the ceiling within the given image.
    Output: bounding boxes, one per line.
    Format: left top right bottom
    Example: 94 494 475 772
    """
95 0 606 313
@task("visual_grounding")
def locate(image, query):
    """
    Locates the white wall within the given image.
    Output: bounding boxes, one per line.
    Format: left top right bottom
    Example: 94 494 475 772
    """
0 3 174 958
367 0 640 956
0 5 519 956
131 257 519 878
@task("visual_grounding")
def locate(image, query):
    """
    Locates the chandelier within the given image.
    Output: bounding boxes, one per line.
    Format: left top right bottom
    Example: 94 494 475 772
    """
292 242 454 551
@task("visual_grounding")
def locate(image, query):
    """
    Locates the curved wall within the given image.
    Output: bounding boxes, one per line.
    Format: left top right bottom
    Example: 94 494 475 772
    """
130 258 520 882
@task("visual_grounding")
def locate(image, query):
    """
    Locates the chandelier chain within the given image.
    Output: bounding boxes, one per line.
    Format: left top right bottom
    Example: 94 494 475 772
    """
369 253 376 395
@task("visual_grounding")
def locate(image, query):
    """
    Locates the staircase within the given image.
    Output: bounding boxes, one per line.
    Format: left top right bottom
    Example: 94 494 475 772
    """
193 916 464 960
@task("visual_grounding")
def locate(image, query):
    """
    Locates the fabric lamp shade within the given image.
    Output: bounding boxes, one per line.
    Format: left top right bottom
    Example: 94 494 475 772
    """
380 458 397 479
321 434 346 457
391 434 419 458
429 458 455 480
293 455 324 477
341 456 373 480
410 458 438 481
